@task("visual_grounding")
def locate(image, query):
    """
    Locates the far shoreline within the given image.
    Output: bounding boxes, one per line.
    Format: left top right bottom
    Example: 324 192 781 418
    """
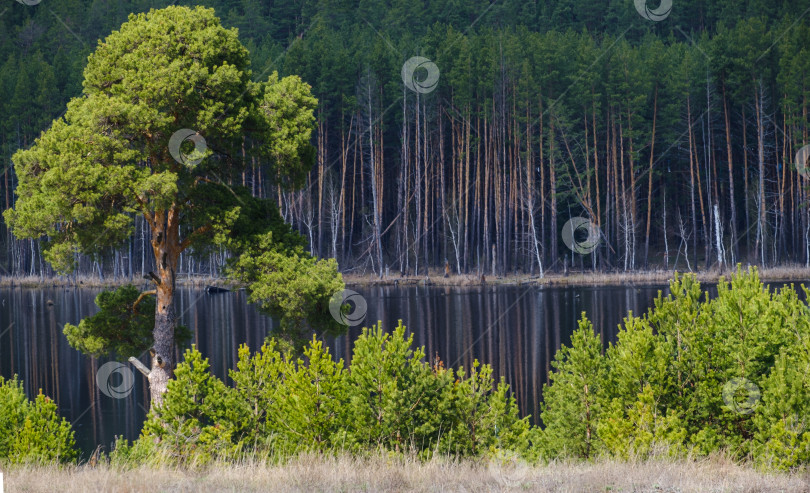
343 264 810 288
1 264 809 289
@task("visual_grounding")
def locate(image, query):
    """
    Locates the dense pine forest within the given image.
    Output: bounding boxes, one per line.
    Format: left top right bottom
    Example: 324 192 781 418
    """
2 0 810 278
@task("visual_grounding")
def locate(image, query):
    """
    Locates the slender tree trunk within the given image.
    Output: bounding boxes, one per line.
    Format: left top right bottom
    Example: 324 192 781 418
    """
626 105 637 270
539 94 546 268
365 79 383 278
592 97 601 269
742 107 750 258
644 85 658 267
483 117 491 273
422 102 429 272
463 112 471 272
687 96 698 269
549 117 558 266
755 82 766 264
704 69 713 270
612 111 621 267
317 113 325 258
722 83 737 263
619 118 628 270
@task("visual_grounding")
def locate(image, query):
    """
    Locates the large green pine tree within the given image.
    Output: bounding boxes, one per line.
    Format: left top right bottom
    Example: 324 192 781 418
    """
4 6 343 405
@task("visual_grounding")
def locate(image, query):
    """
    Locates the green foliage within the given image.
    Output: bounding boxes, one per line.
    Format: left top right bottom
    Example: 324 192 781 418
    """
596 313 686 459
226 230 345 346
483 380 532 457
439 360 530 457
106 268 810 470
535 317 606 459
115 321 528 464
193 183 306 257
537 267 810 466
344 322 447 454
135 347 239 465
597 385 687 460
4 6 318 270
226 339 289 453
64 285 191 358
3 6 340 365
260 337 347 453
258 71 318 191
751 293 810 470
226 336 349 455
63 285 188 358
0 376 76 464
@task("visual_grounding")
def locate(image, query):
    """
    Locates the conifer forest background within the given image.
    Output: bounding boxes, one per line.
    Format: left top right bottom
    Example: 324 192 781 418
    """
2 0 810 279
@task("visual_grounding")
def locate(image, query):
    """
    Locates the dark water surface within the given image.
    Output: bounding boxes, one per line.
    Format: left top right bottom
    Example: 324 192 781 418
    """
0 283 674 457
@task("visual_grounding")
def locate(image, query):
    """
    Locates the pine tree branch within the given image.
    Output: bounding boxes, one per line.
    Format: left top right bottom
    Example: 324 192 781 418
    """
132 289 156 312
180 224 212 252
128 356 151 377
145 271 162 286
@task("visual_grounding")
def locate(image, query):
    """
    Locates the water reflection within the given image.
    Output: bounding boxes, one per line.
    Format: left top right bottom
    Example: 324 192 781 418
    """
330 284 667 423
0 286 275 456
0 283 669 457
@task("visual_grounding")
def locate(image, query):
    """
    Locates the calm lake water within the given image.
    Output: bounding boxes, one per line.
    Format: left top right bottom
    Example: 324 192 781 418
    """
0 283 674 457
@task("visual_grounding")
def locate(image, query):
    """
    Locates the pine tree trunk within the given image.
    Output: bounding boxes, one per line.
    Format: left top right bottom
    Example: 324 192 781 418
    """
150 282 175 406
549 117 558 266
148 207 180 406
644 86 658 268
755 83 766 264
723 84 738 263
688 96 698 269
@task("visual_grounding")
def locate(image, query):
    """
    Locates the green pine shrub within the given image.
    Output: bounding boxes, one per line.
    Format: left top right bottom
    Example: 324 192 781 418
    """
124 347 239 466
115 321 528 464
439 360 530 457
535 317 606 459
536 266 810 469
0 376 76 464
343 322 448 455
227 336 349 456
752 308 810 470
113 266 810 470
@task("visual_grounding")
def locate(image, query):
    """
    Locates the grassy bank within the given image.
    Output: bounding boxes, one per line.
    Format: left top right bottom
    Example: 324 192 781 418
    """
343 264 810 288
0 274 224 289
3 454 808 492
3 264 810 289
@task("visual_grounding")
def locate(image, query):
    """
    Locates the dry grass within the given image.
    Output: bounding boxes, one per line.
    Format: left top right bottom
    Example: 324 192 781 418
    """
3 264 809 290
0 274 225 288
4 454 809 493
343 264 810 288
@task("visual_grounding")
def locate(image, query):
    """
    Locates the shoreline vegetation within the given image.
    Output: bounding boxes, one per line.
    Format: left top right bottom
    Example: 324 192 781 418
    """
4 453 809 493
5 268 810 488
3 264 810 289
